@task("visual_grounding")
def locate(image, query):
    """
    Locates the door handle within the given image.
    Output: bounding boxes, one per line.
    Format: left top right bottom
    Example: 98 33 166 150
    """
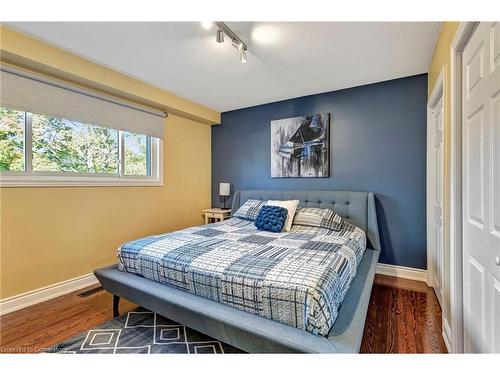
495 256 500 266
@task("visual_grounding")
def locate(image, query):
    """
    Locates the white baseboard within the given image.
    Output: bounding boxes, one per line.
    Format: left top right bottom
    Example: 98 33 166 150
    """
0 273 99 316
376 263 428 282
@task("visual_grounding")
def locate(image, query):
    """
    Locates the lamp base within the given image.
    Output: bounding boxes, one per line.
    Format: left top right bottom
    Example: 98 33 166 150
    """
219 196 228 210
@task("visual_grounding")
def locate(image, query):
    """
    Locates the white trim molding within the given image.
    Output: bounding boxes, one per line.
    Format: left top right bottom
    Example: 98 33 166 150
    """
428 67 445 107
0 273 99 316
442 317 452 353
376 263 428 282
448 21 480 354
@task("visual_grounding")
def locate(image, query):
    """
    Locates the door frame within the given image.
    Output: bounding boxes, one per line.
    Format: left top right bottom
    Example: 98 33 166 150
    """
449 21 480 354
426 67 444 292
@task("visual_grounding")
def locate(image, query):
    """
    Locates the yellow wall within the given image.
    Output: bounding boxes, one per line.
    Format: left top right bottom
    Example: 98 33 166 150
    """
427 22 460 325
0 28 216 299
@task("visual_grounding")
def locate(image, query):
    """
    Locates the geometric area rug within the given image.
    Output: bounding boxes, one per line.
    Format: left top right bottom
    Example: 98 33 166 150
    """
47 307 245 354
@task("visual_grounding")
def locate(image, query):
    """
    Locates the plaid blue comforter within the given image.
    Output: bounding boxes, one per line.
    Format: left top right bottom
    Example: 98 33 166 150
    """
117 218 366 336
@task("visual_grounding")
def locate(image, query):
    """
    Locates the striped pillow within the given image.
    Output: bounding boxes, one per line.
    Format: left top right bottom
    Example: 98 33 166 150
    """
233 199 267 221
292 207 344 231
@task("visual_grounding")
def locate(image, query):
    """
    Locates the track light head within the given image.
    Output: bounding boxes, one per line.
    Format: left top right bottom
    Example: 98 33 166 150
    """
240 49 247 63
216 27 224 43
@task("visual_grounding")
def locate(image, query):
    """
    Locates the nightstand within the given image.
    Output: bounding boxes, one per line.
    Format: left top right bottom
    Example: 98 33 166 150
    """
203 208 231 224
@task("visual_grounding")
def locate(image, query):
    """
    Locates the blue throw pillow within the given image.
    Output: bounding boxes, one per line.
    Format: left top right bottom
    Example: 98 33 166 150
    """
255 205 288 233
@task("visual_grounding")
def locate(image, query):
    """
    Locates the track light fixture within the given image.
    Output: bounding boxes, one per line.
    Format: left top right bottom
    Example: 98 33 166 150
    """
208 22 248 63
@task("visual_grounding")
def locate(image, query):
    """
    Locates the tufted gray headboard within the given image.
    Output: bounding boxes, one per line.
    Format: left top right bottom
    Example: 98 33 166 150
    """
231 190 381 251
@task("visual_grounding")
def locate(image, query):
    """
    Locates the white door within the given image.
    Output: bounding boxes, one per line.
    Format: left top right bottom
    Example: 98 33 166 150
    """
430 93 445 306
462 21 500 353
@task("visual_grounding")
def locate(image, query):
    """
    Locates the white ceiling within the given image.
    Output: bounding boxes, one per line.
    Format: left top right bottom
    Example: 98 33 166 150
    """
7 22 441 112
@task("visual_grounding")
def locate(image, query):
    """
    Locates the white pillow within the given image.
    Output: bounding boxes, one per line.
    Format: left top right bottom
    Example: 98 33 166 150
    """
265 199 299 232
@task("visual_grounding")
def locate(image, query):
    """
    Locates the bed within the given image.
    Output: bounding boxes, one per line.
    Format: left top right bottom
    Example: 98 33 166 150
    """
94 190 381 353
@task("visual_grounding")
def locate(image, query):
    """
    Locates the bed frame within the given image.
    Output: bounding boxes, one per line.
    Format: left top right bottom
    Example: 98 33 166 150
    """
94 190 381 353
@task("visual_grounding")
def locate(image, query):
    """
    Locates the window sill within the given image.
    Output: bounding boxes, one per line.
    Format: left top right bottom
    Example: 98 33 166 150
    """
0 174 164 187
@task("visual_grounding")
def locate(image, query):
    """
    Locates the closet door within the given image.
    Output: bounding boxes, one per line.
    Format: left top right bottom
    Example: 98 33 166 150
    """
462 22 500 353
431 94 445 306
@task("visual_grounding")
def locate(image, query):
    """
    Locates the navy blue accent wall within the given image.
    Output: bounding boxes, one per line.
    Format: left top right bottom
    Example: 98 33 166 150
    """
212 74 428 269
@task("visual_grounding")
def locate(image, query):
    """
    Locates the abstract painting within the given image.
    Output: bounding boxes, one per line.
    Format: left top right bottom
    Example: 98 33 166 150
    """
271 113 330 177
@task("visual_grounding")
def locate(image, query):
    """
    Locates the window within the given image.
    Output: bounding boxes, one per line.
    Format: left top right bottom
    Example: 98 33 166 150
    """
0 107 25 172
32 113 120 174
0 106 162 187
124 132 150 176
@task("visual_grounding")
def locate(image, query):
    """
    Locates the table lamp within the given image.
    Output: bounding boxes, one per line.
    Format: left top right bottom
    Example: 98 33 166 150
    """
219 183 230 210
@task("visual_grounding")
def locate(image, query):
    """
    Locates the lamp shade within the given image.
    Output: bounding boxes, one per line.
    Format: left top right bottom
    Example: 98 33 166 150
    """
219 183 230 196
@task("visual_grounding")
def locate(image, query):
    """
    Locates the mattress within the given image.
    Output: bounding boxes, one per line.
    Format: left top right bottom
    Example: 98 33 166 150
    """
117 217 366 336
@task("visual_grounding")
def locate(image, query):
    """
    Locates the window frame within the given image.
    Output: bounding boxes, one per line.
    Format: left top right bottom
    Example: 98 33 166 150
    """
0 108 163 187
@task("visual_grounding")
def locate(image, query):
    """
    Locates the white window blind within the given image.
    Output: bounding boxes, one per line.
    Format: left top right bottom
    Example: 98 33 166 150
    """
0 66 166 139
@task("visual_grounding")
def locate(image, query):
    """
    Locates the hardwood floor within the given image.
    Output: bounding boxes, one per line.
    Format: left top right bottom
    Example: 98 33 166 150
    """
0 275 447 354
360 275 447 353
0 288 137 354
